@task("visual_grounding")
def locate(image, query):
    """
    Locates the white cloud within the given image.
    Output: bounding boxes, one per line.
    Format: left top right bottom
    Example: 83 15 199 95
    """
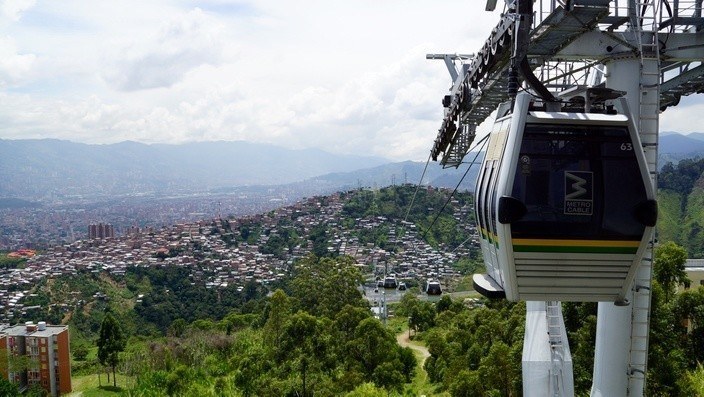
0 0 503 161
8 0 704 165
104 8 226 91
272 48 449 159
0 35 34 87
1 0 35 21
660 95 704 133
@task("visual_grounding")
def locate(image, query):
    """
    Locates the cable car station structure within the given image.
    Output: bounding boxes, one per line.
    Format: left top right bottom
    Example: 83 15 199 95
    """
428 1 704 396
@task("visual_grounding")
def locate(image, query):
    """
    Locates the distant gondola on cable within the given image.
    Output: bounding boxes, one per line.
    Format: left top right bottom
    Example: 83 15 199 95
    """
472 92 657 303
425 280 442 295
383 274 398 289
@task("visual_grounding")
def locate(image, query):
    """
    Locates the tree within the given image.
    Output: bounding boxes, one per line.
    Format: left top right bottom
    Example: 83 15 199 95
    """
371 361 405 391
345 382 387 397
684 363 704 396
335 305 372 342
409 301 436 333
436 295 454 313
290 255 366 318
478 342 520 397
167 318 188 337
398 347 417 382
263 289 292 346
449 370 483 397
0 348 35 380
0 377 18 397
97 311 126 387
396 293 420 318
346 318 399 383
278 312 325 396
24 384 47 397
654 241 689 300
233 331 267 397
309 225 330 258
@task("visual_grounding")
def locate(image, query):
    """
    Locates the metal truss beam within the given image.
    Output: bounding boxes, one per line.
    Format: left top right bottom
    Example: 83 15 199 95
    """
430 3 611 168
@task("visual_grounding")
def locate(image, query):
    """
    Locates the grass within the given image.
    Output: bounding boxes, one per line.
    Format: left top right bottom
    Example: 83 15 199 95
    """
396 327 449 397
386 316 408 334
66 373 134 397
70 345 99 363
405 358 449 397
451 275 476 292
446 290 481 301
390 314 449 397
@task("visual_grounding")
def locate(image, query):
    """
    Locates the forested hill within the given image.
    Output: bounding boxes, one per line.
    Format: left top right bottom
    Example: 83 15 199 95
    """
658 158 704 257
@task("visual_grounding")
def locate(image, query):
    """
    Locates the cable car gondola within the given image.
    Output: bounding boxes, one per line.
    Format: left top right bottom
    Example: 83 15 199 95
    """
383 274 398 289
472 93 657 303
426 280 442 295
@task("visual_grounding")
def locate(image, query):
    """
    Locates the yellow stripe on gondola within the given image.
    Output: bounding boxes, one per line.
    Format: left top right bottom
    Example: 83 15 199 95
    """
512 238 640 254
478 227 499 248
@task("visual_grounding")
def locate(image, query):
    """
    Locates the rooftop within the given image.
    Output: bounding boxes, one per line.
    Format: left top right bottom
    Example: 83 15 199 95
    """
2 323 68 338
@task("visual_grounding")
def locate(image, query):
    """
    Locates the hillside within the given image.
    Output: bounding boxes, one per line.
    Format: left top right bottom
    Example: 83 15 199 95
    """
11 185 477 334
657 158 704 257
682 187 704 258
0 138 484 207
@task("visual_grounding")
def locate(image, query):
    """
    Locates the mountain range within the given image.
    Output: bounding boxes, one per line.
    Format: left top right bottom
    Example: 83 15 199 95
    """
0 139 392 201
0 139 477 202
1 132 702 203
659 132 704 166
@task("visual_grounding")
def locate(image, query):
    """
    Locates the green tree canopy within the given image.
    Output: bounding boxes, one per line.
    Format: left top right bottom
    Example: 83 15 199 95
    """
654 241 689 299
0 377 18 396
290 255 366 318
263 289 293 346
659 158 704 196
278 312 326 397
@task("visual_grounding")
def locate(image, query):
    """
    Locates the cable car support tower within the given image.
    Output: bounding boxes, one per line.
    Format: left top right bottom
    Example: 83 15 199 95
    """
428 1 704 396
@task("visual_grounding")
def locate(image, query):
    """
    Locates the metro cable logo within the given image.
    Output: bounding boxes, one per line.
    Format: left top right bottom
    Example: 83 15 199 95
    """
564 171 593 215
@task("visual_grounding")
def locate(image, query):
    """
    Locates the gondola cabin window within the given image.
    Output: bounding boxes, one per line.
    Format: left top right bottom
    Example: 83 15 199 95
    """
510 124 647 245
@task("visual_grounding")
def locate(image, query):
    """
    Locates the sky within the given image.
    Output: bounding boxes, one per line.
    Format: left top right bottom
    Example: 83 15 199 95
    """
0 1 702 162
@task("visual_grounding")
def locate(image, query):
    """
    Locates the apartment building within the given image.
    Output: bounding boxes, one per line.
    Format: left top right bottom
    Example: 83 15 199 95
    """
88 223 114 239
0 322 71 396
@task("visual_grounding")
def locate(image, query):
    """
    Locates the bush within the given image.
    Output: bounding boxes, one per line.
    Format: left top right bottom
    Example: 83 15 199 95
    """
73 344 89 361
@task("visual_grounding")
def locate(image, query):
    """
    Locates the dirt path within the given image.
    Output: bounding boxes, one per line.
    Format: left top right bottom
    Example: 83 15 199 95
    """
396 331 431 365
